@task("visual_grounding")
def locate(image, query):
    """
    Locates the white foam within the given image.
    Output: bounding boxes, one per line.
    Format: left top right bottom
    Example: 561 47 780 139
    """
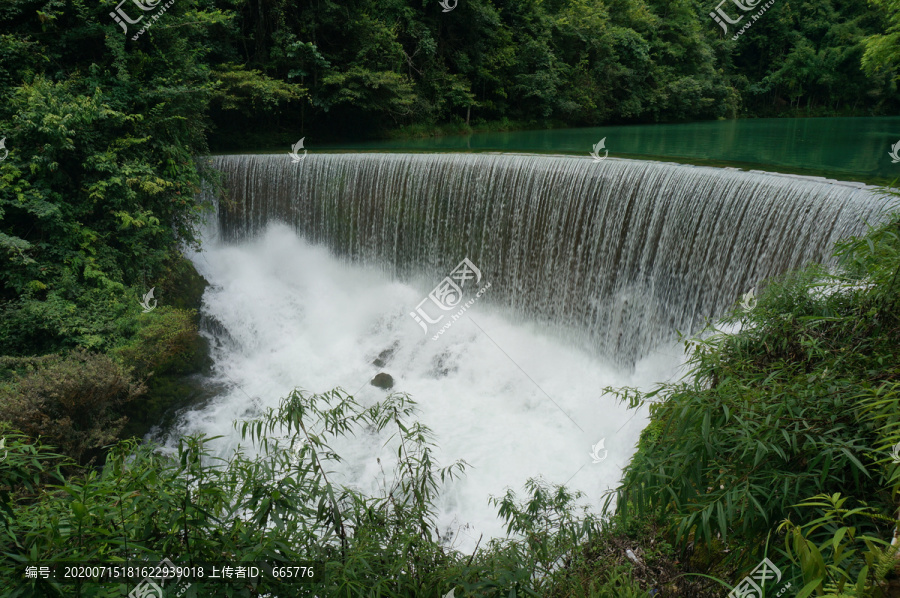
170 223 686 552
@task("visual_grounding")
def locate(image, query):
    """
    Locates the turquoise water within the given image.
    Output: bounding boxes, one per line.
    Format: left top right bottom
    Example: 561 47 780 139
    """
320 117 900 183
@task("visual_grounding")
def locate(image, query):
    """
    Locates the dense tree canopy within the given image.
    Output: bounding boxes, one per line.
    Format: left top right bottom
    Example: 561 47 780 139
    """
199 0 898 141
0 0 896 150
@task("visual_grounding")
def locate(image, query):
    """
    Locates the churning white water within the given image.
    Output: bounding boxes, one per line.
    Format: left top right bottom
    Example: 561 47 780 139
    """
170 223 685 552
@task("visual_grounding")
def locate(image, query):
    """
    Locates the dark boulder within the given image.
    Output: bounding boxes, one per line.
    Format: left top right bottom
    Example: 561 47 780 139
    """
370 372 394 390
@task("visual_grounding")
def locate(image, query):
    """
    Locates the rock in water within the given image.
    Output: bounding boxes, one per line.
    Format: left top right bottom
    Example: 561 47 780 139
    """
373 345 396 368
371 373 394 390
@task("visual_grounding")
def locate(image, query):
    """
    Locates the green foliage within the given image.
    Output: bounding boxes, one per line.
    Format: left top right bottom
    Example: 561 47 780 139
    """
151 254 209 313
491 479 602 583
0 351 146 464
0 286 130 355
237 388 469 595
320 67 418 124
0 425 69 530
202 0 898 144
780 493 899 597
211 64 307 116
726 0 898 115
862 0 900 81
612 211 900 564
111 307 201 379
0 0 219 357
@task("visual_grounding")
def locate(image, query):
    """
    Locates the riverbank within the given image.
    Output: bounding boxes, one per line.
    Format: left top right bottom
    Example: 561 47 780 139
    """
0 254 212 465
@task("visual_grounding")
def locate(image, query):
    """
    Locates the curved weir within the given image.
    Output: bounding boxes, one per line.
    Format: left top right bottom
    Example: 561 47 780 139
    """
212 153 891 362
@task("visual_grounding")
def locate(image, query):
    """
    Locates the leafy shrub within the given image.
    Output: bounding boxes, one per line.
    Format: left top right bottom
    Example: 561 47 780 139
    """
611 212 900 567
0 350 145 464
112 307 202 379
780 493 899 598
1 390 469 596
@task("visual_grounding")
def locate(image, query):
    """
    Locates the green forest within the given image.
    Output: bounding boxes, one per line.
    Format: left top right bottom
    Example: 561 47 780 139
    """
3 0 899 151
1 0 900 596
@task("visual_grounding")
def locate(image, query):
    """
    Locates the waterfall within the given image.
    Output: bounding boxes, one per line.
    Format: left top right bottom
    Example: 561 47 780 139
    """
211 153 892 362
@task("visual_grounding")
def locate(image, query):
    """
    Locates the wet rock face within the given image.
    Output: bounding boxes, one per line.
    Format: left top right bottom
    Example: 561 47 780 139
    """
373 345 397 368
371 372 394 390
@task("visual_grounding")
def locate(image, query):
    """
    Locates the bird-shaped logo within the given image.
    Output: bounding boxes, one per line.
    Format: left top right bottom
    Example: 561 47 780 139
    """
891 441 900 464
0 137 8 161
439 0 458 12
590 138 608 162
287 438 309 465
139 287 157 313
889 140 900 164
739 287 757 312
289 138 308 163
590 439 608 463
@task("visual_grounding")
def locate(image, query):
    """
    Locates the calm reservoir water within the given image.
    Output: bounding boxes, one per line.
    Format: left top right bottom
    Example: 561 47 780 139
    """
320 117 900 183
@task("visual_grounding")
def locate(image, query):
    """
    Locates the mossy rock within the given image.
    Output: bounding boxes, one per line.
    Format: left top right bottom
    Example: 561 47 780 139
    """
154 252 209 313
